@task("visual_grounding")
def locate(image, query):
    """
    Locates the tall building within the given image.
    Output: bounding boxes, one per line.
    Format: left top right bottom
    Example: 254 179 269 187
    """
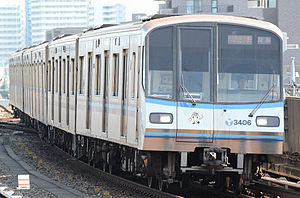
30 0 89 45
29 0 126 45
25 0 32 47
89 0 126 26
156 0 300 86
0 0 25 67
158 0 276 20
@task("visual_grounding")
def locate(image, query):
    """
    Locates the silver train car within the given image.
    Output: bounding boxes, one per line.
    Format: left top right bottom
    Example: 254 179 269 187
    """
9 15 284 191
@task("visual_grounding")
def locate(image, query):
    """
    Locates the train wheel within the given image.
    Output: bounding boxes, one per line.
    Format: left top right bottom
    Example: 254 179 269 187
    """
109 164 113 174
214 172 225 191
157 178 164 191
181 174 191 189
232 173 242 194
102 162 106 172
147 177 153 188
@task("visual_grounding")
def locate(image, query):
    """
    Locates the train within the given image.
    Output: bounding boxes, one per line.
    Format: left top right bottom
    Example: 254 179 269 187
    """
9 15 284 192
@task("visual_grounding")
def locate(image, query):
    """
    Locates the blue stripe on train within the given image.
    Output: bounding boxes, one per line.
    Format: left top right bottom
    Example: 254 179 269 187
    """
145 132 283 139
146 98 283 109
145 135 283 142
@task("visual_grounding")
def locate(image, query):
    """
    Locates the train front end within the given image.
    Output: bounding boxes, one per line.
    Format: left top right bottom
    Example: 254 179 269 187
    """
140 15 284 188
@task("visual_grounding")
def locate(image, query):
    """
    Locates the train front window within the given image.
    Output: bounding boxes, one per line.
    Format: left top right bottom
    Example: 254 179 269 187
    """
179 28 211 102
147 27 173 99
217 25 281 103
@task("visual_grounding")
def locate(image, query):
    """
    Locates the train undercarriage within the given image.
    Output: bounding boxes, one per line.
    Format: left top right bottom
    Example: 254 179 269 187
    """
14 108 265 193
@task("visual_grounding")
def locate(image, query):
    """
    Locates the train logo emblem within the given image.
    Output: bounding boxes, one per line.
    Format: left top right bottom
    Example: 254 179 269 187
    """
189 112 203 124
225 118 233 126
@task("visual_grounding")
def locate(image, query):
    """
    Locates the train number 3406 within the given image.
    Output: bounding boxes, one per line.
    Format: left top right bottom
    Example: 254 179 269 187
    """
233 120 251 126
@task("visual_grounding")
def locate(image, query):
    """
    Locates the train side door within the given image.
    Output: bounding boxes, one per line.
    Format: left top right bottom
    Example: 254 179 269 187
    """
86 52 92 129
102 51 109 133
66 57 70 126
120 50 129 138
51 57 55 122
176 27 214 143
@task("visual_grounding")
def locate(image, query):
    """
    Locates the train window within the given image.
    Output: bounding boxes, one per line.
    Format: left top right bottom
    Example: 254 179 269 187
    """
112 53 119 96
71 58 75 95
52 58 55 94
48 61 51 92
62 59 66 93
78 56 84 94
95 55 101 95
43 63 46 91
59 57 62 123
142 46 145 90
179 27 211 102
55 59 58 92
122 51 128 99
104 52 109 99
217 25 281 103
148 27 173 99
66 57 70 94
37 62 39 92
131 52 136 98
102 51 109 133
59 57 62 95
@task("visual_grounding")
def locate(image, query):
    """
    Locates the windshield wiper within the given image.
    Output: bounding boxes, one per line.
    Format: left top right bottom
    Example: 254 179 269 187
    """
248 84 275 117
181 75 196 106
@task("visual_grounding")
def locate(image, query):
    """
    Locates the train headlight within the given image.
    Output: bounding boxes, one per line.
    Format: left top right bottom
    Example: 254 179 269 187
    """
256 116 280 127
149 113 173 124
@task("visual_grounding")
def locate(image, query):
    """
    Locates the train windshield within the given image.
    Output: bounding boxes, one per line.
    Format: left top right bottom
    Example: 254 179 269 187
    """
147 27 173 99
217 25 281 103
146 24 281 103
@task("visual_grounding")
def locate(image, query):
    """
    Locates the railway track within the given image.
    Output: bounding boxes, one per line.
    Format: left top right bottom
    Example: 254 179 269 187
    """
79 162 183 198
245 180 300 198
1 121 183 198
5 121 300 198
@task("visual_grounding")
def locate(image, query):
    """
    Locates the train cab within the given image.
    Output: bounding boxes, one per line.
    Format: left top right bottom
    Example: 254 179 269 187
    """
141 15 284 187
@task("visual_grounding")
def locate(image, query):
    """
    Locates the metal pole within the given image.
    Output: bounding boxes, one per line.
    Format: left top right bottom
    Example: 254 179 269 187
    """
290 57 296 96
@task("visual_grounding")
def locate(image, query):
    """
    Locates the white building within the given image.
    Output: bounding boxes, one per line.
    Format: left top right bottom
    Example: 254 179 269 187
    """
30 0 126 45
89 0 126 26
30 0 89 45
0 0 25 67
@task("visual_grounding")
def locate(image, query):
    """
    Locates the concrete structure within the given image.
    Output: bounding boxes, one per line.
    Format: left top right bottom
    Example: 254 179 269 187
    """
156 0 300 87
46 28 85 41
157 0 277 23
132 13 147 22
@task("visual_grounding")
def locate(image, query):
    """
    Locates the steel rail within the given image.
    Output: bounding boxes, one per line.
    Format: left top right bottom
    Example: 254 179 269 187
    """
249 180 300 198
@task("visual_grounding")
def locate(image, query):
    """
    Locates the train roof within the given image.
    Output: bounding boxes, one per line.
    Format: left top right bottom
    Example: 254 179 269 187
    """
80 22 143 38
141 15 283 37
48 33 81 46
31 41 49 52
79 14 282 40
10 15 283 60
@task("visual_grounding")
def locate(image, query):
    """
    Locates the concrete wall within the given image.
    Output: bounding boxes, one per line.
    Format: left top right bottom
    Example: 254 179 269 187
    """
284 97 300 153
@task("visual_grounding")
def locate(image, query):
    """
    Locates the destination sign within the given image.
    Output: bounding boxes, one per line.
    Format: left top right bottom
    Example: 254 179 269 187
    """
228 35 252 45
257 36 271 45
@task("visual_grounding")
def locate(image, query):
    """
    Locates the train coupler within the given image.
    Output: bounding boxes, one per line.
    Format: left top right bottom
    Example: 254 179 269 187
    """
203 147 228 166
